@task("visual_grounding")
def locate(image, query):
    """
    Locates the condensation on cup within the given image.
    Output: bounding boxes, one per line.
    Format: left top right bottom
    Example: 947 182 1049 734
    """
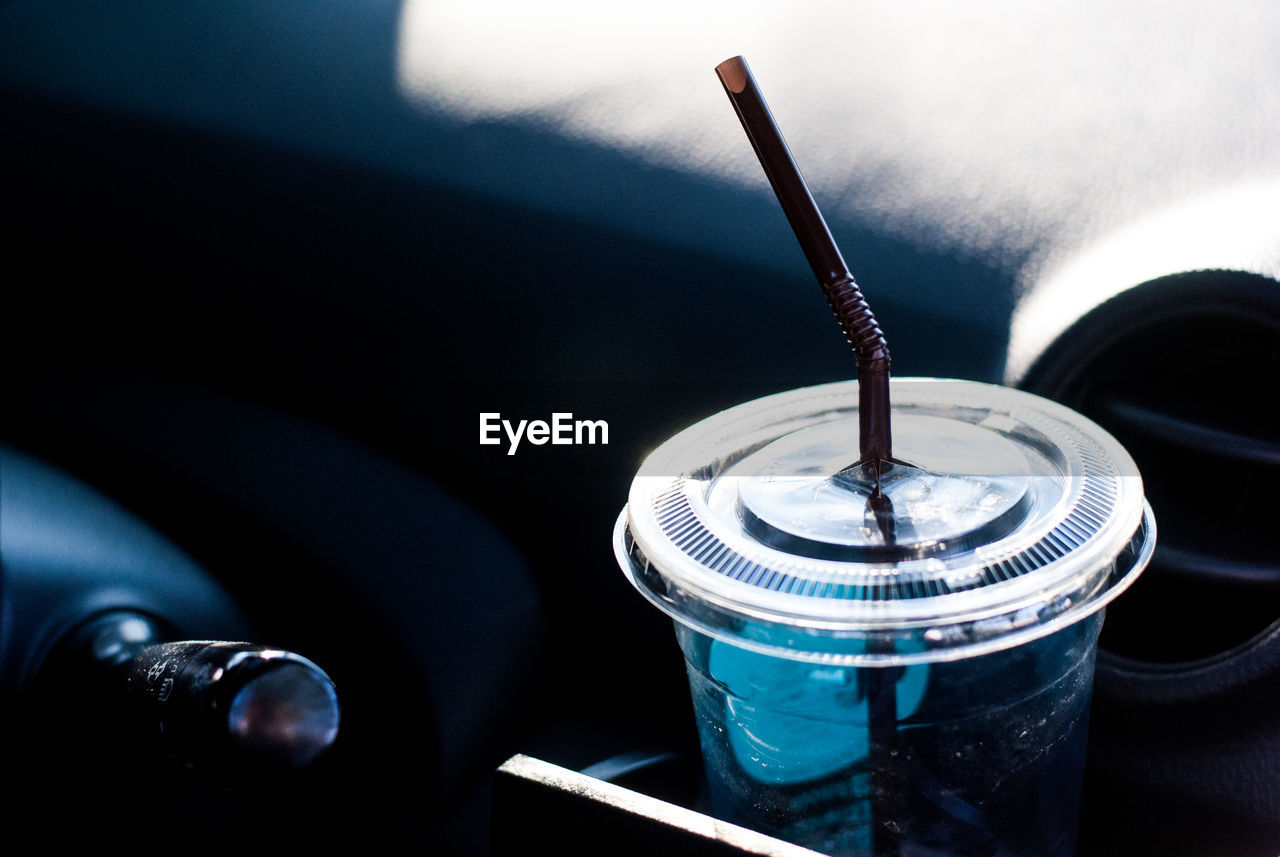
615 378 1155 857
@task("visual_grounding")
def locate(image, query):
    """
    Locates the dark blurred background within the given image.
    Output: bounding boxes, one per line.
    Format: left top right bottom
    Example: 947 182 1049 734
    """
1 2 1278 855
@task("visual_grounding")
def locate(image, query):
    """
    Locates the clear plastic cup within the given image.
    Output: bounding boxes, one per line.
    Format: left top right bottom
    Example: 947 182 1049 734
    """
614 379 1155 857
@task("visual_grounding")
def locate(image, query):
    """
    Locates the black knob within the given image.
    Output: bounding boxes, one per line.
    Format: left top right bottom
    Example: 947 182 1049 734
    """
55 611 339 771
127 639 340 770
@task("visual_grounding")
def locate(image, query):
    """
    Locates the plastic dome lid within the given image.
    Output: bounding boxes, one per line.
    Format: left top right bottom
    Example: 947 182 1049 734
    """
615 379 1155 666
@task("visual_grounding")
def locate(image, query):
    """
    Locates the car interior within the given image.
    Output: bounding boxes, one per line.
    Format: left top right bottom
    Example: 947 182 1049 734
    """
2 3 1278 855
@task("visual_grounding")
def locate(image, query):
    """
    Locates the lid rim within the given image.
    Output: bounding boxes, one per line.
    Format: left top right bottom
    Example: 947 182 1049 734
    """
618 379 1155 664
615 503 1156 666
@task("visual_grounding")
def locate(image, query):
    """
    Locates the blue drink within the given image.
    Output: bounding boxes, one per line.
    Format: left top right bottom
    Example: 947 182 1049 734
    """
616 380 1154 857
678 614 1100 857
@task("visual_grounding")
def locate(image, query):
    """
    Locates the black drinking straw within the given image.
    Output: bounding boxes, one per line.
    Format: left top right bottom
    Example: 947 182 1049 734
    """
715 55 893 471
717 55 902 857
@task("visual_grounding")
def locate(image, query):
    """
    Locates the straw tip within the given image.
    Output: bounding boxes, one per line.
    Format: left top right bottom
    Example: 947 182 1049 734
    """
715 56 749 93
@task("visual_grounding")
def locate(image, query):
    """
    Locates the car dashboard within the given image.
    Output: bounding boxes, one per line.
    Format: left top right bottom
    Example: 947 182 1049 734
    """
1 3 1278 855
